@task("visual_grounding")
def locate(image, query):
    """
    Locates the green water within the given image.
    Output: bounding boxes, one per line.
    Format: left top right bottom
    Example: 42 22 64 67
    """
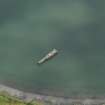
0 0 105 96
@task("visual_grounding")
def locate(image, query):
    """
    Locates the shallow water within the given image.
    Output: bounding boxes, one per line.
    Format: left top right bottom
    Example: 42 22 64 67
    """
0 0 105 96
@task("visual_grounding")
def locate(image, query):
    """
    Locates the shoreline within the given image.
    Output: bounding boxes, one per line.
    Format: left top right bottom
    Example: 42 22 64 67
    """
0 84 105 104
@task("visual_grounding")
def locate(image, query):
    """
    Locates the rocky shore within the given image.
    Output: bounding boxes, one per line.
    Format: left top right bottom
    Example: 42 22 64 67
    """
0 84 105 105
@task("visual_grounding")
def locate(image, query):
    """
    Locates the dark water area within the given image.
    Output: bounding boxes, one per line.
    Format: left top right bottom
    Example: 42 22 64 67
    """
0 0 105 97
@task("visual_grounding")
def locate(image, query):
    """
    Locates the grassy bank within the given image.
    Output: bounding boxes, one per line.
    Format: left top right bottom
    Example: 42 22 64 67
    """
0 91 45 105
0 91 105 105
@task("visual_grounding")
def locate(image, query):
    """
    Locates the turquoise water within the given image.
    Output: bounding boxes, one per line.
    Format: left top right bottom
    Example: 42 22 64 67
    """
0 0 105 96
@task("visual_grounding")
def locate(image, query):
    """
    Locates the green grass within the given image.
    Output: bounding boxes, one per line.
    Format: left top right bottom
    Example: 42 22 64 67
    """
0 91 46 105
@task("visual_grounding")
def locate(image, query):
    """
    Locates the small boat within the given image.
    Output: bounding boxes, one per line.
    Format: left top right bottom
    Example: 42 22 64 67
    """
37 49 58 65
